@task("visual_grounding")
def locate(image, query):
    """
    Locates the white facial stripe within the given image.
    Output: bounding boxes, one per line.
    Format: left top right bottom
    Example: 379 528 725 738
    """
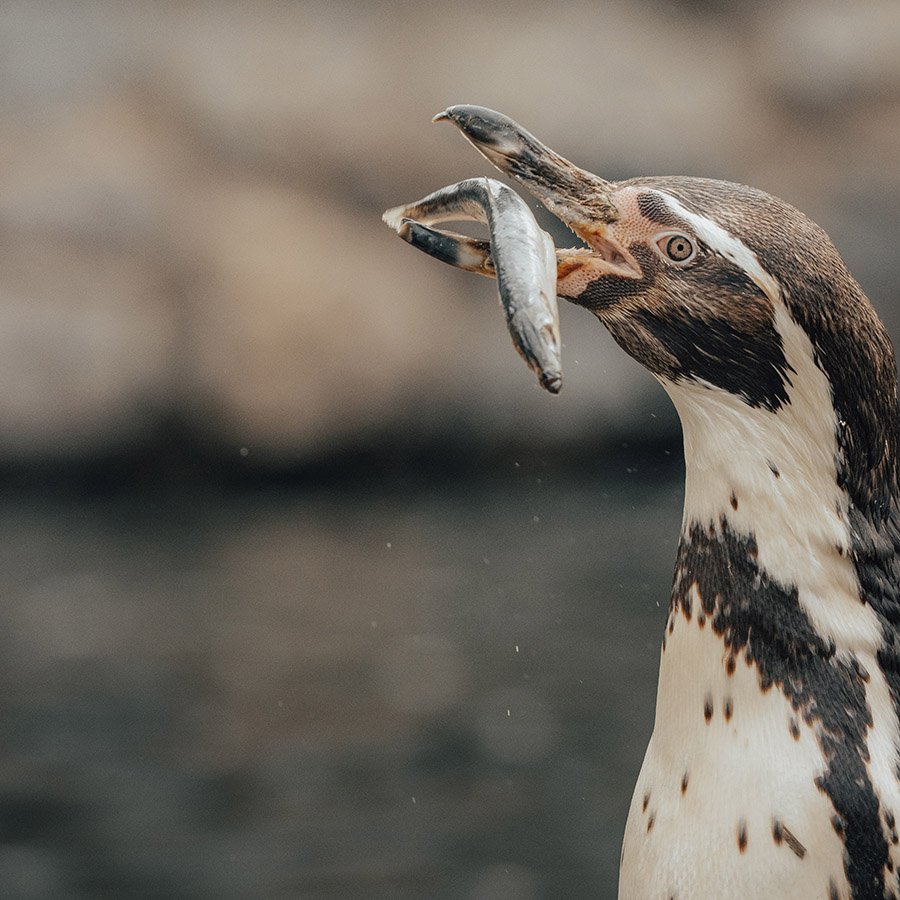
655 192 782 302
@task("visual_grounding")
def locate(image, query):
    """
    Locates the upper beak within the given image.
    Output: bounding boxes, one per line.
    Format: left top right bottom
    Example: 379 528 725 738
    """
434 105 620 238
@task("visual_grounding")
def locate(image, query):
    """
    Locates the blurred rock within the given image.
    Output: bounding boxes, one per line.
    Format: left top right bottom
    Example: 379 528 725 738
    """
0 94 174 250
0 0 896 468
161 0 764 191
173 170 668 462
756 1 900 110
0 229 176 460
172 175 470 458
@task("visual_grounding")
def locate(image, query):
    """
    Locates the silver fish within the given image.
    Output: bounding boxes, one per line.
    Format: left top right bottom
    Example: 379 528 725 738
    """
384 177 562 394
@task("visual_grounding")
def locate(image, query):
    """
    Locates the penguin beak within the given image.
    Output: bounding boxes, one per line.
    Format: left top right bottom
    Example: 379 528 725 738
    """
433 105 637 282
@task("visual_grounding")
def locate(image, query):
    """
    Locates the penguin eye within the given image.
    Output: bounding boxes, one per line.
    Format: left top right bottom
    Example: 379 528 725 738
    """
656 233 695 264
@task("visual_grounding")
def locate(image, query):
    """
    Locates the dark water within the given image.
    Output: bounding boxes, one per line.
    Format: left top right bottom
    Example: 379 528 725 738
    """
0 462 683 899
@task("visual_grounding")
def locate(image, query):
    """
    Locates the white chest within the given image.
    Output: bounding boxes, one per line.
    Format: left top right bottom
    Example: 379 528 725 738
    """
618 614 854 899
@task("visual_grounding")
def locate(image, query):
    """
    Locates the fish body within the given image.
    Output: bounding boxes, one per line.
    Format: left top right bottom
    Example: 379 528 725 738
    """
384 177 562 393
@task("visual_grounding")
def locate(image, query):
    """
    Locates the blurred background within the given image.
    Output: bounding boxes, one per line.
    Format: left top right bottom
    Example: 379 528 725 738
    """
0 1 898 897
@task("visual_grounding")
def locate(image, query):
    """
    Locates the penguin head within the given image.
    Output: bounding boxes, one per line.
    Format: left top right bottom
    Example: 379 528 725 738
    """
436 106 899 513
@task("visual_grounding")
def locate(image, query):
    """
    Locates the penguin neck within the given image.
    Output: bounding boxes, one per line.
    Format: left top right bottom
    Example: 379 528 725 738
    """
651 343 900 900
661 342 887 656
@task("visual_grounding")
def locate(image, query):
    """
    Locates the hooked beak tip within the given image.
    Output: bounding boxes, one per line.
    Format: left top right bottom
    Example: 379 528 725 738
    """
431 105 521 151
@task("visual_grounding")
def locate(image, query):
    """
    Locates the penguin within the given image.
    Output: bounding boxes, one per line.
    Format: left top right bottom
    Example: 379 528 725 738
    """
385 106 900 900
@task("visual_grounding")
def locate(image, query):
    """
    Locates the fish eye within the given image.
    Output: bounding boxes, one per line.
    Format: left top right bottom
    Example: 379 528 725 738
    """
656 233 695 264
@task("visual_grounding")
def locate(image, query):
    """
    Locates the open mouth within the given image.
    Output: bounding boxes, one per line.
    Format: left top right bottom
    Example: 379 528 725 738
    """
555 229 642 284
432 105 642 284
383 106 647 391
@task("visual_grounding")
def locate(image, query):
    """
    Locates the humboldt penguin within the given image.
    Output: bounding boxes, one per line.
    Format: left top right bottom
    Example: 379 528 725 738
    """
385 106 900 900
